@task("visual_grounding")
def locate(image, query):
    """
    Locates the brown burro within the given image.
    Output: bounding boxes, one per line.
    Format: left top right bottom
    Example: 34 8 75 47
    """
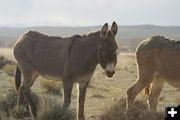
126 35 180 112
13 22 118 120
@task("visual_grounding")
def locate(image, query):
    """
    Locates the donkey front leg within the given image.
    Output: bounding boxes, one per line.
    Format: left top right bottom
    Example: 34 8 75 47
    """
77 82 89 120
62 80 73 108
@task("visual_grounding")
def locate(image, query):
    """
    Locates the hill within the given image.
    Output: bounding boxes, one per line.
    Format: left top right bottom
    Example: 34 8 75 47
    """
0 25 180 51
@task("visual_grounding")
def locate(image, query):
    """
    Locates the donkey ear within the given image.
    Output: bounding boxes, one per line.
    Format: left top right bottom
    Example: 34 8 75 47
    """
111 21 118 36
100 23 108 38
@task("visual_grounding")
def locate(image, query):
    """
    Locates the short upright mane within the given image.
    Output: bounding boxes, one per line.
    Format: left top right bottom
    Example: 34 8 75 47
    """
25 30 63 39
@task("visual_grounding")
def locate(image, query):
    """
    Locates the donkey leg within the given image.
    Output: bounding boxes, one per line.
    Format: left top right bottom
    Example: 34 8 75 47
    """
17 84 25 105
17 71 38 107
77 81 89 120
22 85 37 117
18 62 38 117
62 80 73 108
23 73 39 117
148 75 164 111
126 69 154 112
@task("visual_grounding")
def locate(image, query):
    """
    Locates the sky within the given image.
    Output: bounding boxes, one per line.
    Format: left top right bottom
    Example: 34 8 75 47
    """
0 0 180 26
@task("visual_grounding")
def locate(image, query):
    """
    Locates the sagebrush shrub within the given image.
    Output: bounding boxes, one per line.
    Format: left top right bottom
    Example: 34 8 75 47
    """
101 98 165 120
40 79 62 95
0 55 12 68
38 105 75 120
0 89 38 119
2 64 16 76
0 90 17 117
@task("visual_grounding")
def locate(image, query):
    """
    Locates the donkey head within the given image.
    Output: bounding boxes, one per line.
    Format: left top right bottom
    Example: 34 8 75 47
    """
98 21 118 78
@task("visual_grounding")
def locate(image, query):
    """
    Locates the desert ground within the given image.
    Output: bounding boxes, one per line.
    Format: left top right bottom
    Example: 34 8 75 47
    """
0 48 179 120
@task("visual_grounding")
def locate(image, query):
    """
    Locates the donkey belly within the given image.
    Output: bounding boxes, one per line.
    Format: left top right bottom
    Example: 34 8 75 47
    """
158 68 180 88
41 74 63 81
156 50 180 88
157 67 180 88
166 79 180 88
75 74 92 82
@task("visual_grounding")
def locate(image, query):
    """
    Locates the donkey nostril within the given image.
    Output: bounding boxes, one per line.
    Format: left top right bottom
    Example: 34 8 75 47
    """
106 71 114 73
105 71 114 78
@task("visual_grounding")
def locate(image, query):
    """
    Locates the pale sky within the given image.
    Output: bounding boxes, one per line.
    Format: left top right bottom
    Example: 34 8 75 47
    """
0 0 180 26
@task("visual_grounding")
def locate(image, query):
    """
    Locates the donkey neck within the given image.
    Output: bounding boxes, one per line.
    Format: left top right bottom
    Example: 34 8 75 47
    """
84 31 101 65
69 31 101 76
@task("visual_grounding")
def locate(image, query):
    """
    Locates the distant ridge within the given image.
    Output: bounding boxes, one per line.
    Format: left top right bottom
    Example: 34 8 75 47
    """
0 25 180 49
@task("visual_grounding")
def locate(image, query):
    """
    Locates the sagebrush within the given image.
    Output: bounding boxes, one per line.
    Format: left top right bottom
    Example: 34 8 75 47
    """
40 79 62 95
0 55 13 68
101 98 165 120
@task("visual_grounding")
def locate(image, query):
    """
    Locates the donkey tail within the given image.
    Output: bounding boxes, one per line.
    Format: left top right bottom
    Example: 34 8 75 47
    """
15 65 21 94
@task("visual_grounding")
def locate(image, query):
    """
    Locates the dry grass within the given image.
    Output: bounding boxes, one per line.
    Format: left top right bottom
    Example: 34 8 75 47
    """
0 48 15 62
0 48 14 61
2 64 16 76
40 79 63 95
101 98 164 120
0 55 14 69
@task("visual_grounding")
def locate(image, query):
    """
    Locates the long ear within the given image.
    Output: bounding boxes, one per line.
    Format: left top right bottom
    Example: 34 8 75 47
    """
111 21 118 36
100 23 108 38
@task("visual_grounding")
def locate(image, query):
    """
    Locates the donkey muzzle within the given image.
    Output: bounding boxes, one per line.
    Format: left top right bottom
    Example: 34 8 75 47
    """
106 70 115 78
105 63 115 78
